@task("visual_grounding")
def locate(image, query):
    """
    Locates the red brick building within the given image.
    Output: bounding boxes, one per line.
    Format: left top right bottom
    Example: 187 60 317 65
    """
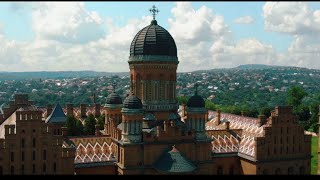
0 7 311 175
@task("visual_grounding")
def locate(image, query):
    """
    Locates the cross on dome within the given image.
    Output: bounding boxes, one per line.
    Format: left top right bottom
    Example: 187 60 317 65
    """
149 5 159 20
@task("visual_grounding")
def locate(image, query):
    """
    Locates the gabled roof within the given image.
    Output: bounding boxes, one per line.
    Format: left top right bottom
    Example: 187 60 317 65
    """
45 104 67 124
153 146 196 173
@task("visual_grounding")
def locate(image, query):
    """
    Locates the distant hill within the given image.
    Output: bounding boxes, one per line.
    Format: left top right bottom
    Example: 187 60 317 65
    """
0 71 129 80
234 64 279 70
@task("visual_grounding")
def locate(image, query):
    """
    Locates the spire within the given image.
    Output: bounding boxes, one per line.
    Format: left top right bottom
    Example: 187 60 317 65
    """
149 5 159 20
112 82 117 93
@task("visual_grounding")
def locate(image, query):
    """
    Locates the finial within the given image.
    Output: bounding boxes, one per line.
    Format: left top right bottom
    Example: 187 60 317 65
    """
112 82 117 93
195 83 198 95
149 5 159 20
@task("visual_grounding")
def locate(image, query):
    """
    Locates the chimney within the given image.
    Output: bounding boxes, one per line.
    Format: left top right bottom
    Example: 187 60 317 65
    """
258 115 267 126
66 104 73 117
61 127 67 136
95 124 101 136
216 110 221 125
46 104 53 117
225 121 230 130
80 104 87 118
94 103 101 117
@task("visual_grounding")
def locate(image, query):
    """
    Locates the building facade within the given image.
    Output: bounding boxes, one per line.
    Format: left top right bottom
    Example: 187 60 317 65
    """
0 7 312 175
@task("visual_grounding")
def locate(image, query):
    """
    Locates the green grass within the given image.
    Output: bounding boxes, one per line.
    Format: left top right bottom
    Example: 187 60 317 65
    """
311 136 318 175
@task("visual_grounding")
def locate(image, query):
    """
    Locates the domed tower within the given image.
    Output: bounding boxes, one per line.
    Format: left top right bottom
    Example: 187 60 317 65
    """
104 83 123 136
186 84 208 141
121 95 144 143
128 6 179 120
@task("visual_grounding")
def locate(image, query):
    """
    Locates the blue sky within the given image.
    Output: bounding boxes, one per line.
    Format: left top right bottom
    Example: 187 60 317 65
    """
0 2 319 72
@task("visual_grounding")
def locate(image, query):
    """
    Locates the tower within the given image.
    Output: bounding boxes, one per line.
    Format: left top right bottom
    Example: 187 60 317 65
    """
128 6 179 120
185 84 208 141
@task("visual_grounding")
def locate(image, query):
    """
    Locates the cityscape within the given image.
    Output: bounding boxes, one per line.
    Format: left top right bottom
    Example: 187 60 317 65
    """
0 2 319 175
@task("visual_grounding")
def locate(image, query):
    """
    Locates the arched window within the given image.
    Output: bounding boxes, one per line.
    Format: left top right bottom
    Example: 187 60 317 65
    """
33 151 36 161
217 167 223 175
299 166 305 175
21 138 25 148
275 168 281 175
33 138 36 148
11 152 14 162
288 167 294 175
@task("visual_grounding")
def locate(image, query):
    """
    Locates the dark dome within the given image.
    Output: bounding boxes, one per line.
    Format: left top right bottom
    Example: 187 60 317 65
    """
106 92 122 105
187 95 205 108
123 95 143 109
129 20 177 58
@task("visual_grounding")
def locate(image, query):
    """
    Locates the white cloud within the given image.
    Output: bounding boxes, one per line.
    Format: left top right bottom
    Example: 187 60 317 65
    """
169 2 277 72
234 16 255 24
31 2 104 44
263 2 320 69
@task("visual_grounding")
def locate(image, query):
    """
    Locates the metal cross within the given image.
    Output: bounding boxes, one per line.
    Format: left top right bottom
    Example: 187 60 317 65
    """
149 5 159 20
112 82 117 92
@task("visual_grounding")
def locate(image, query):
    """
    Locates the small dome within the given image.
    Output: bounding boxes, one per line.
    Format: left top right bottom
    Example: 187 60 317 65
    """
187 95 205 108
106 92 122 105
123 95 143 109
129 20 177 60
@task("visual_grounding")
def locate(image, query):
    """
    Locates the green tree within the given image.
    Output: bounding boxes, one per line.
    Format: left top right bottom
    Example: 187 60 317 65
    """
84 114 96 135
75 120 84 135
65 116 77 136
97 115 105 130
286 86 308 112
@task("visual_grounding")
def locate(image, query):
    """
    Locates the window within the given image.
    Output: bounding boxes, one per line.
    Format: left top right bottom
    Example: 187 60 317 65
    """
217 167 223 175
21 165 24 175
33 129 36 133
33 138 36 148
43 164 46 173
43 150 46 160
32 164 36 174
21 138 25 148
33 151 36 161
11 166 14 175
21 151 25 161
53 162 57 173
11 152 14 162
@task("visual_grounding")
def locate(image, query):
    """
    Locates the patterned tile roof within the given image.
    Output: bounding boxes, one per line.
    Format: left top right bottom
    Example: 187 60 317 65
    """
153 146 196 173
67 136 116 164
205 111 263 158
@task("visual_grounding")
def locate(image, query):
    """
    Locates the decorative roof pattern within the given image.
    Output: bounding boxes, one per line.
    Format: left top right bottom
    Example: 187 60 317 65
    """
106 92 122 105
123 95 143 109
68 136 116 164
153 146 196 173
129 20 177 58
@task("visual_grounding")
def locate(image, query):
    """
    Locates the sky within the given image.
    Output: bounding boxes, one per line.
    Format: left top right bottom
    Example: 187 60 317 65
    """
0 2 320 72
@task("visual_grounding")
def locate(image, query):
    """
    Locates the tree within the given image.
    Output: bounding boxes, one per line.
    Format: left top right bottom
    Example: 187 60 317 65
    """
97 115 105 130
65 116 77 136
286 86 308 112
84 114 96 135
75 120 84 135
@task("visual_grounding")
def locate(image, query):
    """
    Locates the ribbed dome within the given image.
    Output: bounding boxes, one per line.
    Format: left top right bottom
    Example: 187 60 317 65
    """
123 95 143 109
106 92 122 105
187 95 205 108
129 20 177 59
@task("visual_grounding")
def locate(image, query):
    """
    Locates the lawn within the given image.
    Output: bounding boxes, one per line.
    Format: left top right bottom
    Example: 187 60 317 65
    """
311 136 318 175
